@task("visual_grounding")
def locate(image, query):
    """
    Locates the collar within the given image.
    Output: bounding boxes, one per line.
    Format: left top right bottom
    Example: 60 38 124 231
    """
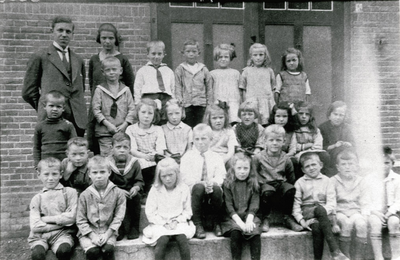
42 183 64 192
137 124 156 136
96 83 129 99
333 174 361 186
384 170 399 182
53 41 69 52
46 117 62 123
303 173 324 180
166 121 183 130
88 181 116 198
146 61 167 68
180 62 205 74
286 71 301 75
192 146 210 157
108 154 137 176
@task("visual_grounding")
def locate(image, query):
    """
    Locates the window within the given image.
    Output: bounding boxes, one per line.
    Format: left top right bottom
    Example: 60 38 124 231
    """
264 1 332 11
170 2 244 9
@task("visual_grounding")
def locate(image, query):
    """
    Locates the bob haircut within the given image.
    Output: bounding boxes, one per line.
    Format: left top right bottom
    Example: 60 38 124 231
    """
52 16 74 31
213 43 236 61
135 98 161 125
181 38 200 53
147 40 165 53
263 124 286 140
37 157 61 173
112 132 131 146
164 99 186 120
247 43 271 67
153 158 181 189
281 47 304 72
96 23 121 46
226 152 259 192
326 100 347 118
237 101 260 119
87 155 110 171
203 104 230 129
67 137 89 150
44 90 66 105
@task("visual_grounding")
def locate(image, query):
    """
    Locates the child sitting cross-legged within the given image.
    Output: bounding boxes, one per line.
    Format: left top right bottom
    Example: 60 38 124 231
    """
293 151 348 260
77 156 126 260
180 124 227 239
28 157 78 260
143 158 195 260
108 132 144 241
251 124 302 233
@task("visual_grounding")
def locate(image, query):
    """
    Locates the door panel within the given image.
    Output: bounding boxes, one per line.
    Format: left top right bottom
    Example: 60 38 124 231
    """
303 26 332 124
212 24 244 71
265 25 294 74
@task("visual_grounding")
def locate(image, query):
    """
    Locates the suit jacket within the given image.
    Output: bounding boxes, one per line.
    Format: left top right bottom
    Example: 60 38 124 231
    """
22 44 88 129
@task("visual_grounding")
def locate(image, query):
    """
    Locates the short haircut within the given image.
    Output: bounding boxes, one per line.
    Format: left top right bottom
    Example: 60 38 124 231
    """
237 100 259 119
147 40 165 53
182 38 200 52
135 98 160 125
326 100 347 118
45 90 66 105
383 146 396 164
51 16 74 31
336 148 358 163
37 157 61 173
88 155 110 171
154 158 181 188
213 43 236 61
96 23 120 46
112 132 131 146
281 47 304 72
101 56 121 70
67 137 89 150
193 123 213 138
300 153 321 167
164 99 186 120
263 124 286 139
203 104 230 129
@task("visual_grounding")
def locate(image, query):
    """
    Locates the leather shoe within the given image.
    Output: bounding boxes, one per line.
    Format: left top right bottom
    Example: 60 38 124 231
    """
262 218 270 232
195 225 206 239
213 224 222 237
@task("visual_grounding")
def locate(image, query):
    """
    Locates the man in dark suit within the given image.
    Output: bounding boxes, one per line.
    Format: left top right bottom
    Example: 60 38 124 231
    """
22 16 87 137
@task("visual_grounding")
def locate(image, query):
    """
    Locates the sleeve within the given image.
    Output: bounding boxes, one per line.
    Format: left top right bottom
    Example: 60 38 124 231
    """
125 90 136 124
81 59 86 92
324 178 336 215
126 125 138 152
145 187 167 225
239 69 247 90
187 128 193 145
33 125 42 167
108 189 127 232
54 188 78 226
305 78 311 95
134 68 144 104
210 154 227 186
329 178 338 215
285 157 295 185
92 88 105 123
287 133 297 157
275 73 282 93
227 129 239 148
388 177 400 215
88 57 94 94
255 125 265 149
359 176 370 216
68 122 77 139
121 57 135 96
269 68 276 92
169 68 175 99
177 184 193 222
131 160 144 191
248 189 260 216
29 195 47 232
312 128 323 150
223 182 237 218
155 127 167 154
319 123 330 150
22 52 42 110
211 71 217 101
180 153 196 189
251 155 263 184
76 193 92 236
204 67 214 105
292 180 304 223
174 66 183 103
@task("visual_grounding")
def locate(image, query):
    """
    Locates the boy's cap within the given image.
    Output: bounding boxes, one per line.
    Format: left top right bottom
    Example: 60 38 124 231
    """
298 149 325 162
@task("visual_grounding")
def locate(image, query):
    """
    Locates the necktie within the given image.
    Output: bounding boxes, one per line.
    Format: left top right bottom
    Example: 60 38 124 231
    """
110 99 118 118
61 50 69 71
200 153 208 182
153 65 166 92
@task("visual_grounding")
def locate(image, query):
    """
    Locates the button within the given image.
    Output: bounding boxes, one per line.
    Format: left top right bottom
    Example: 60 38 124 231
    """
66 82 70 86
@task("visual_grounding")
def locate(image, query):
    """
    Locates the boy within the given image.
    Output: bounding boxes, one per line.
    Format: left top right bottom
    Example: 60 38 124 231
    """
76 156 126 260
293 151 348 260
28 157 78 260
367 146 400 260
33 90 77 167
180 124 226 238
251 124 302 232
175 39 213 127
92 56 136 156
330 149 368 259
60 137 91 195
134 40 175 108
108 132 144 240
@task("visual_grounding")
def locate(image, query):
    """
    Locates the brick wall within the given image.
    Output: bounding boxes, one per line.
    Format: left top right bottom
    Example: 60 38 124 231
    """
0 1 151 238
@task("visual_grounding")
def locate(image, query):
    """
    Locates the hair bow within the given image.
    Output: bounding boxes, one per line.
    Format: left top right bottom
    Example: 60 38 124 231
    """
230 43 237 60
234 146 254 156
217 100 229 110
155 150 182 164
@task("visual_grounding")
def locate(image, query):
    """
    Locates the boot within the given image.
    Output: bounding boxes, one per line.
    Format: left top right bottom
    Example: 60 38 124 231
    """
353 237 367 260
370 235 384 260
339 236 351 259
389 234 400 260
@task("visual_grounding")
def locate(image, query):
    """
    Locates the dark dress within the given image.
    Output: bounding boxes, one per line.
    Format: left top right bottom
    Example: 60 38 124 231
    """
221 179 262 238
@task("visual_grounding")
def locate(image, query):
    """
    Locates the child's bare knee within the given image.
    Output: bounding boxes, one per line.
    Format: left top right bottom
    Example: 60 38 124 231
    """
354 218 368 237
368 215 383 234
387 216 400 234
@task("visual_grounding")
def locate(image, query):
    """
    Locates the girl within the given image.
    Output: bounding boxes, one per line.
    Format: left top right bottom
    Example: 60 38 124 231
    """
319 101 354 166
274 48 311 105
267 102 297 157
239 43 275 126
221 152 261 260
233 101 264 154
210 44 241 124
125 98 167 195
203 104 238 163
161 99 193 160
142 158 195 260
